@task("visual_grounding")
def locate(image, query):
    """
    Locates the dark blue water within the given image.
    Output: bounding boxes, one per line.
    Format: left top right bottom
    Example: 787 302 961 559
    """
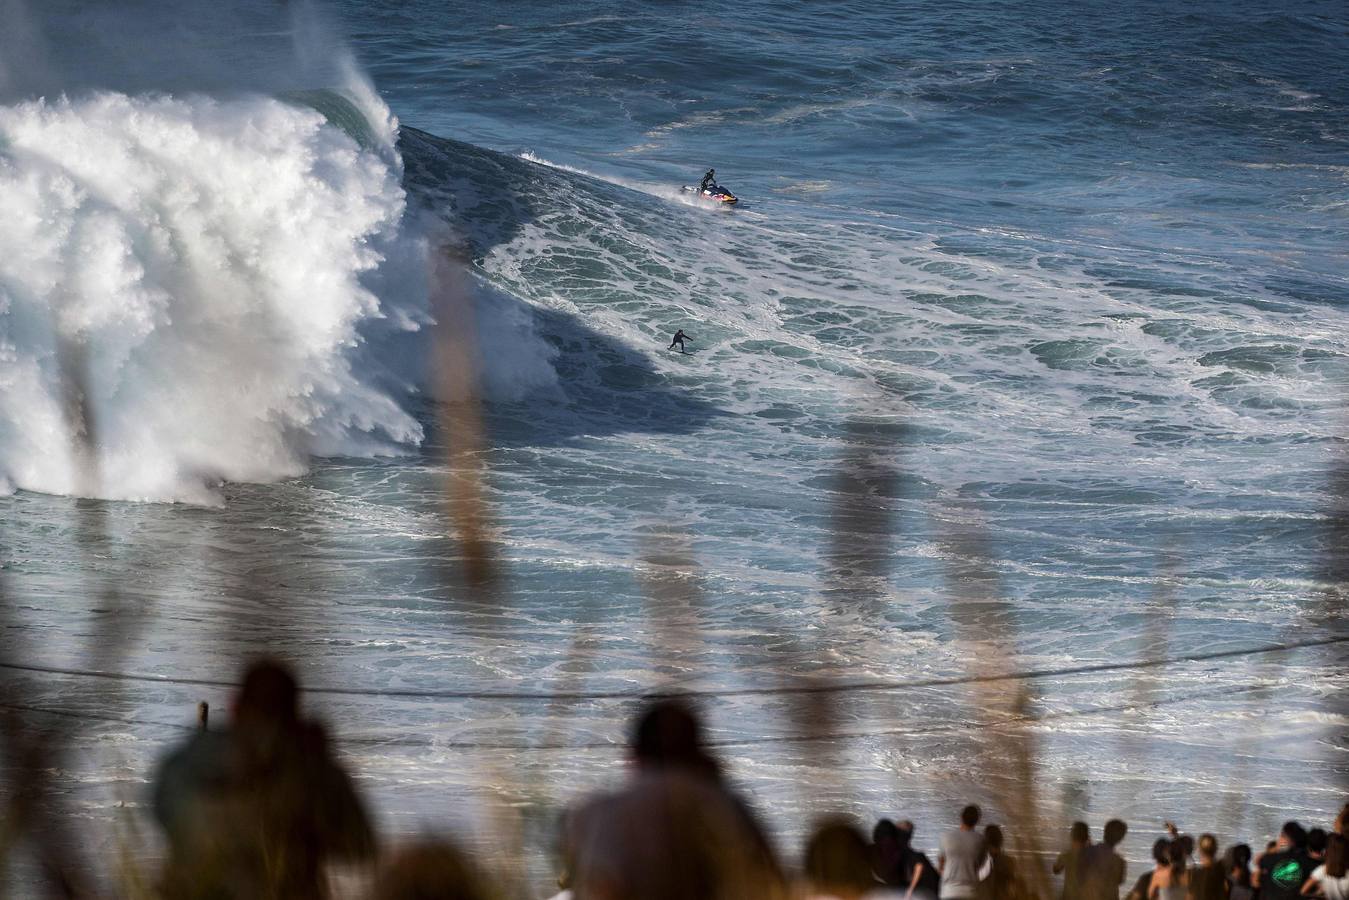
343 0 1349 236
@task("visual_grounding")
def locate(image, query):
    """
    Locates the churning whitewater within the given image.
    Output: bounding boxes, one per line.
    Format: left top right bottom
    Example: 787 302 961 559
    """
0 91 424 502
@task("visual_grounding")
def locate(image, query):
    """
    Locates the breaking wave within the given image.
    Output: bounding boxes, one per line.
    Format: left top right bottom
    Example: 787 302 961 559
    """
0 90 427 502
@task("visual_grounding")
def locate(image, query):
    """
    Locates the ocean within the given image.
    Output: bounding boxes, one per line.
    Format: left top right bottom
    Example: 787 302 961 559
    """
1 0 1347 887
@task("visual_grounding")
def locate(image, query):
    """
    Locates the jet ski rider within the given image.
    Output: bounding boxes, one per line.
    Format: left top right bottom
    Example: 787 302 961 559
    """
699 168 716 192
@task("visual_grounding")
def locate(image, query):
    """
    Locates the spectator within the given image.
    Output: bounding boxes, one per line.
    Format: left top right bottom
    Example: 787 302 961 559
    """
372 840 493 900
980 825 1019 900
561 700 785 900
1190 834 1228 900
1056 823 1092 900
874 820 912 889
1085 820 1130 900
1257 823 1313 900
152 659 375 899
1226 845 1254 900
1151 841 1189 900
630 698 721 780
939 806 987 900
1166 826 1194 867
1310 831 1330 866
566 770 782 900
630 699 780 870
1303 833 1349 900
805 818 901 899
1306 835 1349 899
897 820 942 900
1127 839 1173 900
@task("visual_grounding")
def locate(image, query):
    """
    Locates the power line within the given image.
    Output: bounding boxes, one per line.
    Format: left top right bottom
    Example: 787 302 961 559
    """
0 701 434 749
701 682 1267 750
0 682 1271 753
0 633 1341 703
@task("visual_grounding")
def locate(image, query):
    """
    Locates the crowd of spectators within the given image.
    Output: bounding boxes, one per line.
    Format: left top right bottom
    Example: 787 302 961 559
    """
145 659 1349 900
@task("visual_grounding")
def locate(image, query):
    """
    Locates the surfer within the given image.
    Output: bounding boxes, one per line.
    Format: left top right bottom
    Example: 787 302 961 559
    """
669 330 689 352
699 169 716 192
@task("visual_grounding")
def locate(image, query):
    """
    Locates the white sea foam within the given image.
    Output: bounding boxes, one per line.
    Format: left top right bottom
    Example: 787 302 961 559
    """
0 92 566 503
0 91 425 503
517 150 592 176
516 149 716 207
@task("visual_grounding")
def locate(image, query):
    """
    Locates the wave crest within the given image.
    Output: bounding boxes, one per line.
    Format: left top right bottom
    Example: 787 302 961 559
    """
0 91 422 503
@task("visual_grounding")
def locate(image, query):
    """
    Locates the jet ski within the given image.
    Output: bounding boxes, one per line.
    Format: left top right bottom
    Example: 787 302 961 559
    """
682 182 739 204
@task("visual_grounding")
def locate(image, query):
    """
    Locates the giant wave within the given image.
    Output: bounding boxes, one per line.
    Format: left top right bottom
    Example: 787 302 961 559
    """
0 0 573 503
0 90 431 503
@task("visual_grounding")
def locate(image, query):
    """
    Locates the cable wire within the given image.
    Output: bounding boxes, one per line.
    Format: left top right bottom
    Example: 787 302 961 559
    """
0 633 1340 702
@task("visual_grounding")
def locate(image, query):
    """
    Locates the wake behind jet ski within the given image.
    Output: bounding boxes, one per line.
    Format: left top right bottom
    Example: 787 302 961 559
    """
682 167 739 204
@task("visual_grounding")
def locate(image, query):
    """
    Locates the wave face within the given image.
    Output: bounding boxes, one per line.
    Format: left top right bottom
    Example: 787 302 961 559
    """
0 91 421 502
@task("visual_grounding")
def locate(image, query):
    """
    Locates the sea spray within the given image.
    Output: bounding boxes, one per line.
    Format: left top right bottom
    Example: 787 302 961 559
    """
0 91 421 503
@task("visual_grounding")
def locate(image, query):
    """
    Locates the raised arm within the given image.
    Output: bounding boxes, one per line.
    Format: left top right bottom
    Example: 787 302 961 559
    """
906 861 926 900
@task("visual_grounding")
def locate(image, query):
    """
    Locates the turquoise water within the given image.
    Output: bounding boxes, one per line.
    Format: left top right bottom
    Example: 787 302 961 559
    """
1 0 1347 885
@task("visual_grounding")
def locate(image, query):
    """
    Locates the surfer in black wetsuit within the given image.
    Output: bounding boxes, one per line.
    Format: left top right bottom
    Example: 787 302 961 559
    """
669 330 689 352
699 169 716 192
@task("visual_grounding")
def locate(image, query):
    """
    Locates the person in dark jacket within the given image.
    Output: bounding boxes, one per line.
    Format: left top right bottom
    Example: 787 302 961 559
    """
1085 819 1130 900
152 659 375 899
981 825 1020 900
1257 823 1313 900
897 820 942 899
1190 834 1229 900
1057 822 1093 900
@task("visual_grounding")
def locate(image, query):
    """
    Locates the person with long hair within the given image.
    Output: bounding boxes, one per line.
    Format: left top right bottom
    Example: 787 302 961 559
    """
804 818 902 900
1128 840 1173 900
980 825 1019 900
1304 833 1349 900
1189 835 1227 900
1150 841 1190 900
1226 845 1254 900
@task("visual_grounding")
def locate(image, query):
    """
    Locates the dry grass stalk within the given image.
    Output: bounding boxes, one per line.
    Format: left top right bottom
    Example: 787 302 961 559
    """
0 333 124 896
428 243 529 893
638 526 707 689
825 419 902 616
785 418 904 800
430 245 499 593
1119 549 1180 786
1320 457 1349 796
939 522 1051 900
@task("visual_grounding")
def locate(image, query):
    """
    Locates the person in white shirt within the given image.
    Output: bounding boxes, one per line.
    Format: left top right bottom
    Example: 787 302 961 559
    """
1304 833 1349 900
939 806 988 900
